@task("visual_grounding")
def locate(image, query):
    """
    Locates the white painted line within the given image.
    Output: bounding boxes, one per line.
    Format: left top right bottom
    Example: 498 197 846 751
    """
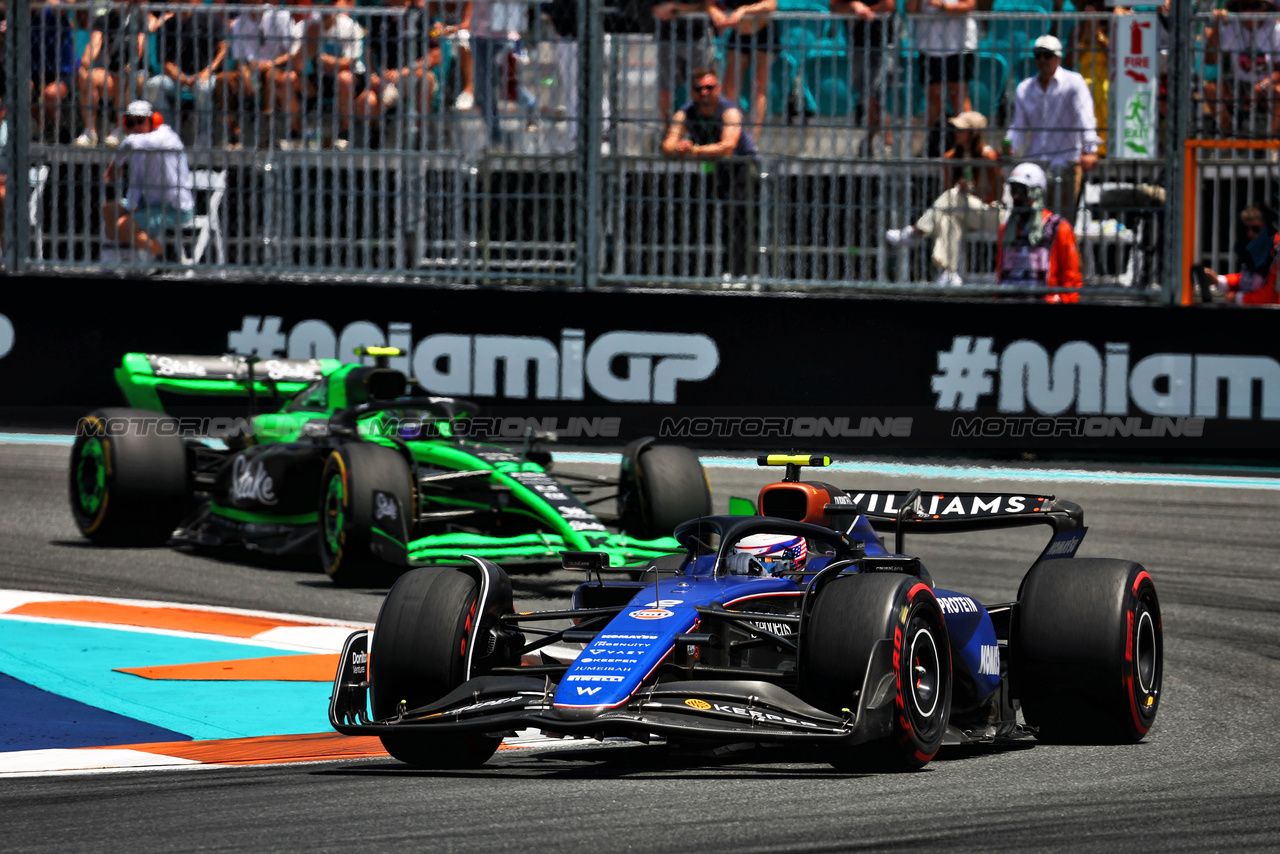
549 452 1280 491
0 433 74 445
0 748 200 776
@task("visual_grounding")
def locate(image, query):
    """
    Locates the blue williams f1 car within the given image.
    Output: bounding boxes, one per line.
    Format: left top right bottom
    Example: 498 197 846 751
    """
330 455 1162 771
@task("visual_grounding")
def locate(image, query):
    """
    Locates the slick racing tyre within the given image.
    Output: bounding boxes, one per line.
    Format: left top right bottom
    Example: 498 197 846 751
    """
618 440 711 540
319 442 413 587
69 408 190 545
801 573 951 772
1013 558 1162 744
370 567 503 768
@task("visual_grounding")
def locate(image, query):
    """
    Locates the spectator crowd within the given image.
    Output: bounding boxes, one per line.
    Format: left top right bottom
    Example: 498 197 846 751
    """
3 0 1278 301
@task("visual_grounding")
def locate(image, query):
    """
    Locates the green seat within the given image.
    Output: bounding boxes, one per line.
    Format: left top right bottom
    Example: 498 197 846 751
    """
981 0 1052 52
969 51 1008 120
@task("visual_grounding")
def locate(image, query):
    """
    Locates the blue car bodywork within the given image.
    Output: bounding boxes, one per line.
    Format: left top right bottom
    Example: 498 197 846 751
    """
330 456 1159 769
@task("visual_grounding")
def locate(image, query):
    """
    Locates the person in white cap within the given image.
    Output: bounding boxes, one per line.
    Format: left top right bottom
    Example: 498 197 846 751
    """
995 161 1081 302
100 100 195 261
1007 33 1101 216
885 110 1002 286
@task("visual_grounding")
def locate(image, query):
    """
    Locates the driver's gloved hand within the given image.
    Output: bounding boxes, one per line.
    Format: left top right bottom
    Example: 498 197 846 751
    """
726 554 766 576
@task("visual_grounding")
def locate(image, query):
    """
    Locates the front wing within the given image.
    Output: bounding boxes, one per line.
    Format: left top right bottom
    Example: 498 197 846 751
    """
402 531 682 568
329 631 899 747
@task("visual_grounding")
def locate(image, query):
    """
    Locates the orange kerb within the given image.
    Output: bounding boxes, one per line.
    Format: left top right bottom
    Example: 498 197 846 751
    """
7 601 316 637
116 654 340 682
99 732 389 765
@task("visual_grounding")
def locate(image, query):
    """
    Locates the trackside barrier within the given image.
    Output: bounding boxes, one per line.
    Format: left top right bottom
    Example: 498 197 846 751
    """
3 277 1280 457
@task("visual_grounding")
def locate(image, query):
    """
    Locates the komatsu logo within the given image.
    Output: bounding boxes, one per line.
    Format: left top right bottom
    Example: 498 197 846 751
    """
748 620 795 636
1046 538 1079 556
979 644 1000 676
232 317 719 404
933 337 1280 421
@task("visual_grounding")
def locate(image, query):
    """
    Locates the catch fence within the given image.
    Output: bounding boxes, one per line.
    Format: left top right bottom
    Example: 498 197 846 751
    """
0 1 1264 302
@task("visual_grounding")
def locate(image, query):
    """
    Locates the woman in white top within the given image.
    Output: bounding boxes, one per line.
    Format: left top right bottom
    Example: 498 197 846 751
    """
907 0 977 152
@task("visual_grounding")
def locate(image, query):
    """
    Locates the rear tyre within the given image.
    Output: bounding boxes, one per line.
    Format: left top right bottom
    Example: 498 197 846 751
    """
369 567 502 768
801 573 951 771
68 408 190 545
1013 558 1162 744
319 442 412 587
618 441 711 540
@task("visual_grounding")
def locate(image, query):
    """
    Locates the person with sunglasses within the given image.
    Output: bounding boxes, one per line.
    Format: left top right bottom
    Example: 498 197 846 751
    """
1200 205 1280 304
662 68 760 279
100 100 195 262
1006 34 1101 218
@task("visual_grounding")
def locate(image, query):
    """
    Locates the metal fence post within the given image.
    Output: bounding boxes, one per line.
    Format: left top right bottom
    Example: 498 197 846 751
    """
6 0 32 273
1162 0 1192 305
575 0 603 290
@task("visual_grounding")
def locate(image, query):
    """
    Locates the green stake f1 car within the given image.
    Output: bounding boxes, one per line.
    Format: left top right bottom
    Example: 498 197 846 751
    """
69 349 710 586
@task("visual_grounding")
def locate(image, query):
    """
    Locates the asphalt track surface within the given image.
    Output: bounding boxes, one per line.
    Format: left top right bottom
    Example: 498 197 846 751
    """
3 443 1280 853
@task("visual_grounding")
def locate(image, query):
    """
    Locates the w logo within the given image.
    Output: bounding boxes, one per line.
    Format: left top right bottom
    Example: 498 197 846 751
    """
576 686 602 696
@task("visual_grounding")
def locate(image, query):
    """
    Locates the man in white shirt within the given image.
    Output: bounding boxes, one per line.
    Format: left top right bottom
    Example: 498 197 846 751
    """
101 100 195 260
1008 34 1101 215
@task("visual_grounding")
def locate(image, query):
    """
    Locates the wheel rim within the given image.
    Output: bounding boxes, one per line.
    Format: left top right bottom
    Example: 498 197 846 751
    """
322 473 346 556
1135 607 1158 695
75 438 107 516
908 625 942 721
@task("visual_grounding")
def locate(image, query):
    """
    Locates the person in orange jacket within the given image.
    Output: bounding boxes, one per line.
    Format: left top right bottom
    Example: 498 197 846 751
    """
996 161 1083 303
1199 207 1280 305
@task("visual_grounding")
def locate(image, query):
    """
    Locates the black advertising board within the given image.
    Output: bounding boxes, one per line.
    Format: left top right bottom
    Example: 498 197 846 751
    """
2 276 1278 456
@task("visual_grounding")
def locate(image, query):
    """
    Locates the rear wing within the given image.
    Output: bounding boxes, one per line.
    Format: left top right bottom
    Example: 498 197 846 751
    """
825 489 1086 562
115 353 341 412
836 490 1082 534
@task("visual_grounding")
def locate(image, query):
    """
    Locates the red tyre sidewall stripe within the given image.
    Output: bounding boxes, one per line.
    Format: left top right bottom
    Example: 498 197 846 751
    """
460 597 477 660
1125 571 1153 735
899 583 942 761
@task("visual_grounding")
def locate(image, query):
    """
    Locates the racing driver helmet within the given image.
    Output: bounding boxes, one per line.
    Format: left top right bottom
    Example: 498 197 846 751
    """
730 533 808 576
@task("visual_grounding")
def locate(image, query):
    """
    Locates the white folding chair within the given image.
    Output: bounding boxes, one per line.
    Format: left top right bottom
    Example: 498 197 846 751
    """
181 169 227 265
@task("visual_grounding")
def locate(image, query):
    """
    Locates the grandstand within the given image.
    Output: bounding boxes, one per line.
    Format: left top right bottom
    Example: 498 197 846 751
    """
0 0 1268 302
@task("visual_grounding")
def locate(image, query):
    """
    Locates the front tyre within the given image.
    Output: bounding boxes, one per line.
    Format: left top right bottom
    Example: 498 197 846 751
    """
369 567 502 768
319 442 412 587
69 408 190 545
801 573 951 771
618 440 711 540
1013 558 1162 744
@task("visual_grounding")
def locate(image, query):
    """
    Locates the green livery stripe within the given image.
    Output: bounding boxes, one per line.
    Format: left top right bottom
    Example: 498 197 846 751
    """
210 504 318 525
405 532 682 565
371 526 405 546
